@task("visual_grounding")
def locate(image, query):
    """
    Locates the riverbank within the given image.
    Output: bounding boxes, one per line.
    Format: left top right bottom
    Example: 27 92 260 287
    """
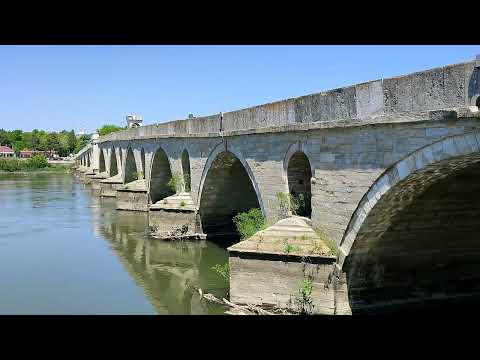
0 165 73 174
0 156 73 173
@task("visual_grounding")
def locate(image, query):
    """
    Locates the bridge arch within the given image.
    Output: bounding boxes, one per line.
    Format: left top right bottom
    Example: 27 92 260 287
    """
338 132 480 313
99 148 106 173
283 143 314 218
109 147 118 177
124 147 138 184
149 146 175 204
181 148 191 192
140 147 146 179
198 143 264 242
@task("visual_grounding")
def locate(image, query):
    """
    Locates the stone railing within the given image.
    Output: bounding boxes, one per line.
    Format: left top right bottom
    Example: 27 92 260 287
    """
98 56 480 143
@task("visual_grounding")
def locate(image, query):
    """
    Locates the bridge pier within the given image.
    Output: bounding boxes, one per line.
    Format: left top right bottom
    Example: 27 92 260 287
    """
89 172 109 191
116 179 149 211
228 217 337 314
149 193 206 240
100 175 123 197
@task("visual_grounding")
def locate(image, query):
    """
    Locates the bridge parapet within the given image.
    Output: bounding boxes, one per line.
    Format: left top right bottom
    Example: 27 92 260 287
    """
98 57 480 143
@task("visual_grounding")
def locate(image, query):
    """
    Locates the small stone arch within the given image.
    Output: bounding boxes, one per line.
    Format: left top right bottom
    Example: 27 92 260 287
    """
124 147 138 184
283 143 314 218
109 147 119 177
99 148 106 173
149 145 175 204
140 147 146 179
181 148 191 193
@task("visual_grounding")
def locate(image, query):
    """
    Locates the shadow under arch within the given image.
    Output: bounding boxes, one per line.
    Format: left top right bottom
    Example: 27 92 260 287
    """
198 146 264 243
197 142 265 217
124 147 138 184
338 131 480 314
181 148 191 192
109 148 118 177
149 146 174 204
99 148 106 173
140 147 146 178
283 145 313 218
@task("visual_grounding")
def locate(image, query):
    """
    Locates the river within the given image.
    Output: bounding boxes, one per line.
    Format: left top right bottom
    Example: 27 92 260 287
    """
0 173 229 314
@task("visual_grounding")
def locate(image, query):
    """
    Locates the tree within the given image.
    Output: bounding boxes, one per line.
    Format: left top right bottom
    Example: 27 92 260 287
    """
67 130 76 154
0 129 12 147
46 132 61 152
74 134 91 153
97 124 125 136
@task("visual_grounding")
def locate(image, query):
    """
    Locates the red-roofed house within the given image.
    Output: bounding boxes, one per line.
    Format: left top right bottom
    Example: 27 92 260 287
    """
0 145 15 158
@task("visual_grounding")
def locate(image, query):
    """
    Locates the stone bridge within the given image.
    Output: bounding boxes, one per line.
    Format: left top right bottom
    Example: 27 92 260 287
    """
75 55 480 314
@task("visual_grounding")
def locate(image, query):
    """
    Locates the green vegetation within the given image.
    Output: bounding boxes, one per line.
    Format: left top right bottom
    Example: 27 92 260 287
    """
167 173 190 193
233 208 267 240
0 155 70 173
180 201 186 207
314 228 338 257
211 262 230 282
0 128 89 156
97 124 126 136
283 243 300 254
137 171 144 180
276 191 308 217
294 277 315 315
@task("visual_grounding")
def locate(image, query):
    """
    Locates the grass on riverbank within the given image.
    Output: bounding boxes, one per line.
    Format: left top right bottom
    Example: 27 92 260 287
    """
0 156 73 173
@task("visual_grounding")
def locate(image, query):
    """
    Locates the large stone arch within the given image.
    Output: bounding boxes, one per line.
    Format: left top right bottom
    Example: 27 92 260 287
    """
99 148 106 173
197 141 265 218
198 143 265 242
109 147 119 177
123 147 139 184
140 147 146 179
336 131 480 314
181 148 191 192
149 145 175 204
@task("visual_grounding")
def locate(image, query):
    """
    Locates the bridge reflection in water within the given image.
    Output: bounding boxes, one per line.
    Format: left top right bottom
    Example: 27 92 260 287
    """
88 191 229 315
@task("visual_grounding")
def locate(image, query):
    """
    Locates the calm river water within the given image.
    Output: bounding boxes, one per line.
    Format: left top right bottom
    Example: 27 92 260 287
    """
0 173 229 314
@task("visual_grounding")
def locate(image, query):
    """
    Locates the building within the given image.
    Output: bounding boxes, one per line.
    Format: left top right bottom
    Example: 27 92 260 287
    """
19 149 59 159
126 115 143 128
0 145 15 158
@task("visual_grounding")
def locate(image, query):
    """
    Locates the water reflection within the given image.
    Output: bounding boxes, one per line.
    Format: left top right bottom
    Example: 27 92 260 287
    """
90 193 229 315
0 173 228 314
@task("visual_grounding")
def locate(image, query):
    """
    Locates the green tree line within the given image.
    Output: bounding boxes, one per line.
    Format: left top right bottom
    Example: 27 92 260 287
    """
0 124 125 157
0 129 91 157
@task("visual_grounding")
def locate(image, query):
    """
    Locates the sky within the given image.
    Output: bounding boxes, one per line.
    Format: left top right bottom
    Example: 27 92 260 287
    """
0 45 479 133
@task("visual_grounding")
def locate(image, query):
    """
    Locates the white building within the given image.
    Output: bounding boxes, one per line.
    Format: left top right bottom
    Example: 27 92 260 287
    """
0 145 15 158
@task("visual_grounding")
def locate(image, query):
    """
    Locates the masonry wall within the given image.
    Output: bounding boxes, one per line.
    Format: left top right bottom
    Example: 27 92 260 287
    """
99 114 480 246
98 59 479 142
229 253 336 314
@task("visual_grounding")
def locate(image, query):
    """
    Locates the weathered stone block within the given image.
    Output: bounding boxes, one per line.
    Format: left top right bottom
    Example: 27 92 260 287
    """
229 252 336 314
100 182 123 197
149 208 204 240
116 189 149 212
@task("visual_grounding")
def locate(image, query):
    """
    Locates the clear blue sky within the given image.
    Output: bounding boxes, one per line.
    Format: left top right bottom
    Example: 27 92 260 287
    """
1 45 479 133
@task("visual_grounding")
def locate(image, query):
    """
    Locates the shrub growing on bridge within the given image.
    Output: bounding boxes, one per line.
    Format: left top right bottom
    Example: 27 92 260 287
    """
167 173 191 193
233 208 266 240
